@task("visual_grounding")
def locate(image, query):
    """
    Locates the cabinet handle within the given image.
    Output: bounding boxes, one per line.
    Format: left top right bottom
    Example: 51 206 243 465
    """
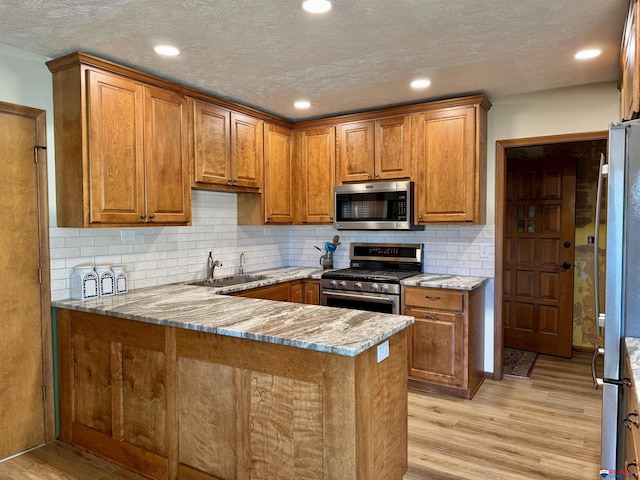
149 213 155 219
626 461 638 479
424 315 441 321
140 214 146 220
425 295 441 301
624 410 639 429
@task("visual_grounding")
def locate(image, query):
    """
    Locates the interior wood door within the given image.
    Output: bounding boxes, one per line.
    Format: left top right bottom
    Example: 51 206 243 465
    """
503 157 576 357
0 102 51 459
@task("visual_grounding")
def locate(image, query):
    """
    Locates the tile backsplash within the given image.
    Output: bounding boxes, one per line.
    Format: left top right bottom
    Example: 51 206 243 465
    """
50 190 495 301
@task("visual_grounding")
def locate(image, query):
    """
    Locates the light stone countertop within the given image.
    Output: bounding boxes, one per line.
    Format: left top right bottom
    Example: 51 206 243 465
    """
626 338 640 402
400 273 488 290
53 267 414 357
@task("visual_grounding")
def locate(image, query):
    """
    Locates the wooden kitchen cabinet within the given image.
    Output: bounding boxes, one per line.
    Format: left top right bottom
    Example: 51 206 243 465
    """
402 284 485 399
291 279 320 305
336 115 411 184
624 353 640 478
295 126 336 224
262 123 294 224
191 98 263 190
414 101 488 224
232 279 319 304
47 54 191 227
622 0 640 121
231 281 291 301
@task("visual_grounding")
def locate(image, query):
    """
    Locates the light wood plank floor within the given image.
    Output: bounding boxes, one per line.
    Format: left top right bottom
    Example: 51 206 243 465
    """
0 354 601 480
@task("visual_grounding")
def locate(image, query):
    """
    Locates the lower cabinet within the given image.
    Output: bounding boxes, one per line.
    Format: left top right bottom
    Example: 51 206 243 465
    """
402 285 485 399
232 279 320 304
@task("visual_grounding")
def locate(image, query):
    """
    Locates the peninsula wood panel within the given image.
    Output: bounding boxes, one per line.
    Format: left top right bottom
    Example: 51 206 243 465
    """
57 308 409 480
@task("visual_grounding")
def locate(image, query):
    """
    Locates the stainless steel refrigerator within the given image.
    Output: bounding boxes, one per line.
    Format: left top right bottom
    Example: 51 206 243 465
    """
598 120 640 471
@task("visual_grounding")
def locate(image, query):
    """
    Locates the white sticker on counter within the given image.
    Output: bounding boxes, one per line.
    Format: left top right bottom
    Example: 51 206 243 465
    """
377 340 390 363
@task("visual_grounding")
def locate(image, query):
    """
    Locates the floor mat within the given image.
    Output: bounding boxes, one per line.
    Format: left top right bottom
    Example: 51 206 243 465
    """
503 348 538 377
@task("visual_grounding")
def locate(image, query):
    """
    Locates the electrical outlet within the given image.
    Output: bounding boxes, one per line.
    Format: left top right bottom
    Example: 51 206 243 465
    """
377 340 389 363
587 236 595 245
120 230 135 242
480 245 492 258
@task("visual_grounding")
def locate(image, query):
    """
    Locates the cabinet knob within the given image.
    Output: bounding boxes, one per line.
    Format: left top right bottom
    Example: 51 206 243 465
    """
228 178 233 184
140 214 146 220
329 216 334 221
266 217 271 223
374 173 379 178
368 174 372 179
418 215 422 221
149 213 155 219
233 178 239 184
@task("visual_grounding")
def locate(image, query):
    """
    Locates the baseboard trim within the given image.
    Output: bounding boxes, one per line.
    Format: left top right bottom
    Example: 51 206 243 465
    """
573 346 598 356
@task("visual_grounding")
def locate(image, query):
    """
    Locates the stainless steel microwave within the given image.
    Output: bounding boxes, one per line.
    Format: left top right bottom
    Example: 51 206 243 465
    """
333 181 423 230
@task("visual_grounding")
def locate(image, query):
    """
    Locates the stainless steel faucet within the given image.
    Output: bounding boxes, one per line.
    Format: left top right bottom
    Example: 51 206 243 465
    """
239 252 246 275
207 252 222 282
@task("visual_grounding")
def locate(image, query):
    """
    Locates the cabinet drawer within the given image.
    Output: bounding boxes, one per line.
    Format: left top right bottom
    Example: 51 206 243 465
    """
403 287 464 312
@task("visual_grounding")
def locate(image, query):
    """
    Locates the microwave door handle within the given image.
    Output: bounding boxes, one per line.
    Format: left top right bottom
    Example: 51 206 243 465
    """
323 291 395 304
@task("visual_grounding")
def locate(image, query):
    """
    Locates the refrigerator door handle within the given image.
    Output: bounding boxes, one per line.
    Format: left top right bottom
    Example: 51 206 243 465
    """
594 153 607 339
592 347 604 389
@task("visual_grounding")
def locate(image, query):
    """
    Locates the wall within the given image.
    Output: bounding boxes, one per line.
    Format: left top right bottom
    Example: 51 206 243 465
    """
0 43 620 373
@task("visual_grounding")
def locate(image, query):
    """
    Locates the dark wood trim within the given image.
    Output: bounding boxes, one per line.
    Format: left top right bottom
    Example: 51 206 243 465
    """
573 345 599 356
493 129 608 381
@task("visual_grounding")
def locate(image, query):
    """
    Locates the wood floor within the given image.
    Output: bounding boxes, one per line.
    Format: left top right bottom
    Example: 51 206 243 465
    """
0 354 601 480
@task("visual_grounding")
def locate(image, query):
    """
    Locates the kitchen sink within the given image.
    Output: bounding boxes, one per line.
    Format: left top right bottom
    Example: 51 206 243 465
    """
190 275 268 287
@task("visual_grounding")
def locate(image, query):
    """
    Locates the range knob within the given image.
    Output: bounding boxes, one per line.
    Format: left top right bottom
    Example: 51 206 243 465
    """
330 280 338 288
381 284 390 293
355 282 363 290
339 281 347 289
371 283 379 292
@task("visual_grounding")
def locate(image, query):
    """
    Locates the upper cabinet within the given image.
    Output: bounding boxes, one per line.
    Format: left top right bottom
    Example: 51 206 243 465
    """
414 99 488 224
295 126 336 224
47 54 191 227
263 123 294 224
191 99 263 190
622 0 640 121
336 115 411 184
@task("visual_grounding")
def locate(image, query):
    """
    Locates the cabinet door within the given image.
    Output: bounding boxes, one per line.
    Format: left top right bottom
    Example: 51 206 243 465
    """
192 100 231 186
264 124 294 224
298 127 335 224
375 115 411 180
231 282 290 301
337 121 374 183
87 70 145 224
406 307 464 387
144 85 191 224
415 107 476 223
290 282 303 304
231 112 263 189
303 281 320 305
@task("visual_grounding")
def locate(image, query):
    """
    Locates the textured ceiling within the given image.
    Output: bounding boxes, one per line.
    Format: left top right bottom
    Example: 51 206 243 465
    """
0 0 629 120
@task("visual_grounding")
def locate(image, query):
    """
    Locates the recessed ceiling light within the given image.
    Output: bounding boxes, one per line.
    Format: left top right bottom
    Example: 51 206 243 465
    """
154 45 180 56
302 0 332 14
411 79 432 89
294 100 311 109
574 49 601 60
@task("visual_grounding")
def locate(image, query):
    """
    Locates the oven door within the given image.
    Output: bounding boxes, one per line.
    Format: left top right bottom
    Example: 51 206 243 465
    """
321 289 399 314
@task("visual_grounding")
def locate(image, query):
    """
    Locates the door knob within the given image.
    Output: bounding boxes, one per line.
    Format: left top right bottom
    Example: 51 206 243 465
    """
562 262 571 270
563 241 571 248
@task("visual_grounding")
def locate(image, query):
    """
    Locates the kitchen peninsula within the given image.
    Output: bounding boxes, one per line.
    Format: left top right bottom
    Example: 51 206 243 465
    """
53 268 413 480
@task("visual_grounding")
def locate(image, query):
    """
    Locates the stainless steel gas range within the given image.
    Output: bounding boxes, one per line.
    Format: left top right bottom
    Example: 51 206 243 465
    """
320 243 423 315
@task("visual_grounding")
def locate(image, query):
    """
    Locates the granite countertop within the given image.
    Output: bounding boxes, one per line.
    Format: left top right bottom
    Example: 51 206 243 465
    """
401 273 488 290
626 338 640 401
53 267 413 357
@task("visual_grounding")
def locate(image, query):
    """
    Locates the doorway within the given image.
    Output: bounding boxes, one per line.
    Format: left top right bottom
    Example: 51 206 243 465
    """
0 101 53 459
494 131 608 379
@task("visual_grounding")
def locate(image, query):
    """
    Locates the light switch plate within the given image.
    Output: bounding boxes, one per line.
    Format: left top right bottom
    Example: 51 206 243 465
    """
377 340 389 363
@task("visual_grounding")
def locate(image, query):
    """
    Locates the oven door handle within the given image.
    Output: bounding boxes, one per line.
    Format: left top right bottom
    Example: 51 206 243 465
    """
322 291 396 304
